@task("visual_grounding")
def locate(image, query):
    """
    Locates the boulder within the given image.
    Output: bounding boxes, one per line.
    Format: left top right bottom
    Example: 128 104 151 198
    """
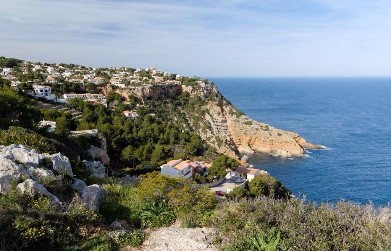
71 178 86 194
27 167 56 181
0 158 29 193
0 144 40 167
82 160 106 179
81 184 106 211
17 179 60 204
49 153 73 177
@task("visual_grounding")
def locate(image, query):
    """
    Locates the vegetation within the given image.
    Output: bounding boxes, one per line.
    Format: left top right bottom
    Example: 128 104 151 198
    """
212 197 391 251
2 57 391 251
0 87 42 130
209 155 239 178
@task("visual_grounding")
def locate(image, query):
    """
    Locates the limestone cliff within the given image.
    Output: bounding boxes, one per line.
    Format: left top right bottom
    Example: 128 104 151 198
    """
117 81 321 159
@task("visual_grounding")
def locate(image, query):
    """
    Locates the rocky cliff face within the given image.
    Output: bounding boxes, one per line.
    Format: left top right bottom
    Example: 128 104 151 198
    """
183 83 321 158
118 81 321 159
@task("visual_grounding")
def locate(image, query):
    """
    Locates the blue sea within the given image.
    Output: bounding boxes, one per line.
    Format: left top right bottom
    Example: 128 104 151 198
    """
212 77 391 205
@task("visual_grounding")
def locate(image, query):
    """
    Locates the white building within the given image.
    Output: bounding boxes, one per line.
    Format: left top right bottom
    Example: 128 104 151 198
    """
33 85 52 98
160 159 193 179
228 166 268 182
1 68 13 76
123 110 139 119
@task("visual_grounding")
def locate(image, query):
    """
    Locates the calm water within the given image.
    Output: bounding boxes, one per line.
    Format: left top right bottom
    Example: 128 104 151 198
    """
212 77 391 205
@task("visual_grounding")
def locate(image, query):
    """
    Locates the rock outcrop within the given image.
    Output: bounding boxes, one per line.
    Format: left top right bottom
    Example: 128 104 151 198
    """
82 160 106 179
0 144 106 210
81 184 106 211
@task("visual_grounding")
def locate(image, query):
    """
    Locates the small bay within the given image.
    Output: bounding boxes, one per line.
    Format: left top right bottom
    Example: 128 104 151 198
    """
212 77 391 205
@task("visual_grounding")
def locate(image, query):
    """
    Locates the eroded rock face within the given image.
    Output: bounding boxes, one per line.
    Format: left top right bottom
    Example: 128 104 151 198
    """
81 184 106 211
0 144 106 210
88 136 110 165
0 144 41 167
17 179 60 204
82 160 106 179
181 83 321 158
49 153 73 177
0 158 29 193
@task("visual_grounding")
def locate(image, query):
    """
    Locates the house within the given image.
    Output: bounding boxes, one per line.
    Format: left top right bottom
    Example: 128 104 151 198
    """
161 159 192 179
123 110 139 119
1 68 13 76
33 84 52 97
160 159 211 179
228 166 268 182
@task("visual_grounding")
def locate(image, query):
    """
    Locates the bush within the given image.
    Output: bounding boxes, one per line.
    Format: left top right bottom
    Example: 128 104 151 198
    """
140 200 176 228
211 198 391 251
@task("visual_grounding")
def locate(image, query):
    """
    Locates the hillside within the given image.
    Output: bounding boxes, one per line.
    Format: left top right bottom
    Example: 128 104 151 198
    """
114 81 321 159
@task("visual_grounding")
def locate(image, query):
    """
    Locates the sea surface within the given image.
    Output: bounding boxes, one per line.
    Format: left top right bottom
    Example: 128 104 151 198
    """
212 77 391 205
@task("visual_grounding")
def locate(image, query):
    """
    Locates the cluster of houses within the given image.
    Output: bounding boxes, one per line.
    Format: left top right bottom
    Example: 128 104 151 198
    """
160 158 268 193
1 60 205 107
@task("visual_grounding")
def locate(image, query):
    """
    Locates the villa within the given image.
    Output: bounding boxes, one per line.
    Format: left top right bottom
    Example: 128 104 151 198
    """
160 159 211 179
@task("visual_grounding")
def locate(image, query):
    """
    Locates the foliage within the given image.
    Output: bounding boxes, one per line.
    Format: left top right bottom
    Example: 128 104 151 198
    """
0 56 21 68
248 176 291 199
0 87 42 129
140 200 176 228
0 126 78 160
209 155 239 178
212 198 391 251
100 184 141 226
167 185 217 227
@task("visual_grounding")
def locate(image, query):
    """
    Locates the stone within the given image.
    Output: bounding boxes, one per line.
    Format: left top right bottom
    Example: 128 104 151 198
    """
0 157 29 193
0 144 40 167
17 179 60 204
49 153 73 177
81 184 106 211
71 178 86 194
82 160 106 179
27 167 56 181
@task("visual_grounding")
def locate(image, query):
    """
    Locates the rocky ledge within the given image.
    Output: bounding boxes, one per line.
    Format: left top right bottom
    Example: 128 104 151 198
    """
0 144 107 211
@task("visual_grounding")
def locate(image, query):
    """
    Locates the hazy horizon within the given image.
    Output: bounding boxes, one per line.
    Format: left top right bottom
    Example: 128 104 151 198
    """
1 0 391 77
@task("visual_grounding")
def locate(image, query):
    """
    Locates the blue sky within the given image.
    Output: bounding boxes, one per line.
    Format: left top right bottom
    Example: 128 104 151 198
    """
1 0 391 77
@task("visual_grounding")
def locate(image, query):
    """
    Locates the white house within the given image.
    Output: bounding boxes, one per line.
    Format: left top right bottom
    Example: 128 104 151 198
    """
33 85 52 97
1 68 13 76
229 166 268 182
160 159 193 179
123 110 139 119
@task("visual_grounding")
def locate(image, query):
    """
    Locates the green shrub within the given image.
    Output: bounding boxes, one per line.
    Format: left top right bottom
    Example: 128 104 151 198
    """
212 198 391 251
140 200 176 228
100 184 142 226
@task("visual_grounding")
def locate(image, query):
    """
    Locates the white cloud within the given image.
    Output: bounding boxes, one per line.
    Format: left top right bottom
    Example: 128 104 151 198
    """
1 0 391 76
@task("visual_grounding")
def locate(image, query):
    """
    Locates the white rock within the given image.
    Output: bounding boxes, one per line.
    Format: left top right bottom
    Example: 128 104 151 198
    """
81 184 106 211
0 144 40 167
0 157 29 193
50 153 73 177
71 178 86 193
17 179 60 204
82 160 106 179
27 166 56 181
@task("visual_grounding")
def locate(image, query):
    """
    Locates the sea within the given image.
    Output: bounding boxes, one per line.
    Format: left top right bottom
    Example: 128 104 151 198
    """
212 77 391 205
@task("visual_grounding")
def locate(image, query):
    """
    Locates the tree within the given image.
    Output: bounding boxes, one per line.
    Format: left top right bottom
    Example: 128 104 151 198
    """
55 116 71 136
209 154 239 178
0 87 42 129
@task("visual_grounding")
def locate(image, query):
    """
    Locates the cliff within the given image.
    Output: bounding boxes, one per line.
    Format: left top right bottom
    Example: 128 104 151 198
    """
117 81 321 159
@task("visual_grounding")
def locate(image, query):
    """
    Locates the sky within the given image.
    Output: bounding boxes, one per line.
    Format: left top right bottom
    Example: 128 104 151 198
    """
1 0 391 77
